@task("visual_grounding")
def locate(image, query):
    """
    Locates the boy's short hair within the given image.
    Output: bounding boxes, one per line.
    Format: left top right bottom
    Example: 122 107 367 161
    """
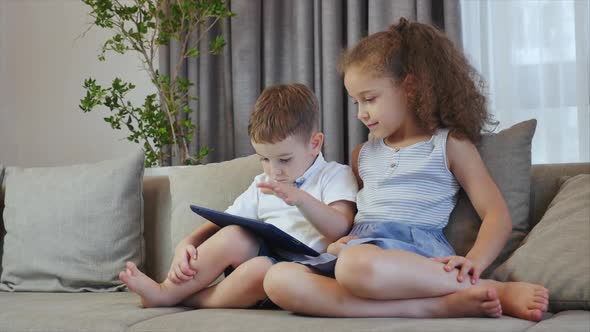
248 83 319 143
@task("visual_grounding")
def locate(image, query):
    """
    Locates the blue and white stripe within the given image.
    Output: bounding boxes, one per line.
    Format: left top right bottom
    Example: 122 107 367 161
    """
354 129 460 229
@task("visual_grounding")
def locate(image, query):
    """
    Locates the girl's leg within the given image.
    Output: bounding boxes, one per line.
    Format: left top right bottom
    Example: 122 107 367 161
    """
119 225 260 307
181 256 273 308
334 244 549 321
263 262 502 318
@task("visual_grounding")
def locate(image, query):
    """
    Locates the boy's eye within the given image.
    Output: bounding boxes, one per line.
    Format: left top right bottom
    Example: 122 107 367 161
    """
259 157 269 162
351 100 358 105
279 158 291 163
364 97 375 103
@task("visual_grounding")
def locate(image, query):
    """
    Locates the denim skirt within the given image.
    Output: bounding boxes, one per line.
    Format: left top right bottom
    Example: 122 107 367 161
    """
296 221 456 277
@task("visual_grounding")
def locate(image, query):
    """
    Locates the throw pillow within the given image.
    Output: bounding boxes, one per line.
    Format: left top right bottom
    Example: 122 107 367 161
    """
0 151 145 292
491 174 590 312
445 119 537 276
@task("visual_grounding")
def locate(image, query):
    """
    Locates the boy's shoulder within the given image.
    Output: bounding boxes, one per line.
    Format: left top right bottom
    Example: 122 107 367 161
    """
313 160 355 184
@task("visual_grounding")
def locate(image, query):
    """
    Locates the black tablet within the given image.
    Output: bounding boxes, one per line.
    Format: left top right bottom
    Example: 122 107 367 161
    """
190 205 320 256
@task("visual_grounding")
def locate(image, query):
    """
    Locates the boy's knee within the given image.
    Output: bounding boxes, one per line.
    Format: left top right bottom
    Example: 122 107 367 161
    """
215 225 259 253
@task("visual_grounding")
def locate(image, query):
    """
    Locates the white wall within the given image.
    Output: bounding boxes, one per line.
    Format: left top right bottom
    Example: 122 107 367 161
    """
0 0 156 167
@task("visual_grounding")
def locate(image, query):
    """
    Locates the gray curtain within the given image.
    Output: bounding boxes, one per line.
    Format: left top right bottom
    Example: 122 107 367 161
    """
160 0 462 165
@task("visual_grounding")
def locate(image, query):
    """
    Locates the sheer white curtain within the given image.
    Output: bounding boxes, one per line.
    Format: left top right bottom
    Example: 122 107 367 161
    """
461 0 589 164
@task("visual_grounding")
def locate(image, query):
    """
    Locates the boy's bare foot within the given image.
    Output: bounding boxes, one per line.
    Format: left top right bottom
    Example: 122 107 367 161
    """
489 280 549 321
119 262 168 308
439 286 502 318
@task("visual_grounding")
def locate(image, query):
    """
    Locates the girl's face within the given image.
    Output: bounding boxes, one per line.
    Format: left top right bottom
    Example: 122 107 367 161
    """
344 66 409 139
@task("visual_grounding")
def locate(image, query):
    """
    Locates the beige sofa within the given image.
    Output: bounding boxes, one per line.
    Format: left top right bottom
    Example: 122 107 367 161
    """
0 154 588 332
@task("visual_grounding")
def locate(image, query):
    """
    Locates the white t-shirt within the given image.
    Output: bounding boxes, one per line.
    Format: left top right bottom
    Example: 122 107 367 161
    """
225 153 358 253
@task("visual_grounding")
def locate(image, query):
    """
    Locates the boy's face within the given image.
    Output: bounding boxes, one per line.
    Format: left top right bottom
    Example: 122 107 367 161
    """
252 133 323 185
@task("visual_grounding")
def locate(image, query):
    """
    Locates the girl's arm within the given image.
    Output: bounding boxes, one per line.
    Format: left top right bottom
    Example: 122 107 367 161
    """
444 135 512 282
351 143 364 189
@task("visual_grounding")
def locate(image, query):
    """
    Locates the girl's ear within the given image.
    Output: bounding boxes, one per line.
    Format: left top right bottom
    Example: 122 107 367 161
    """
310 132 324 155
402 74 418 100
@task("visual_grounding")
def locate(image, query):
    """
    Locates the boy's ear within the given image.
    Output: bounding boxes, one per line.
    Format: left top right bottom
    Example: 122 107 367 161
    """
310 132 324 154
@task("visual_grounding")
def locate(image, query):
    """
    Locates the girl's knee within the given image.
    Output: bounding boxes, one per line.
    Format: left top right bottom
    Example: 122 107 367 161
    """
263 262 308 308
335 244 383 291
240 257 274 282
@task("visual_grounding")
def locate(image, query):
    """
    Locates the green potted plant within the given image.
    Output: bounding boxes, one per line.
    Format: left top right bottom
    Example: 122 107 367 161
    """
79 0 234 167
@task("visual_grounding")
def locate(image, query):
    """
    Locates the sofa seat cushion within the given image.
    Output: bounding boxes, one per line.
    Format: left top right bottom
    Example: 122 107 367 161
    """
0 292 186 332
524 310 590 332
127 308 537 332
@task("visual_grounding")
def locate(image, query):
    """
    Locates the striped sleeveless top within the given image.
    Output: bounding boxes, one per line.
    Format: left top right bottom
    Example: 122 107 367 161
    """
354 129 460 229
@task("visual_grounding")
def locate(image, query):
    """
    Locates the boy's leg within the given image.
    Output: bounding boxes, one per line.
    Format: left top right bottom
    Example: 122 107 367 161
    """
333 244 549 321
263 262 503 318
182 256 274 309
120 225 260 307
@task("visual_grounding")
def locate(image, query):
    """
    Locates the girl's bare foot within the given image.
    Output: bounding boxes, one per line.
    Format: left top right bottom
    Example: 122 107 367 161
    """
488 280 549 321
439 286 502 318
119 262 168 308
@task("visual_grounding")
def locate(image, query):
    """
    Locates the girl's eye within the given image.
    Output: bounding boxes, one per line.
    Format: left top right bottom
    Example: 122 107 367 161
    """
280 158 291 163
365 97 375 103
260 158 269 162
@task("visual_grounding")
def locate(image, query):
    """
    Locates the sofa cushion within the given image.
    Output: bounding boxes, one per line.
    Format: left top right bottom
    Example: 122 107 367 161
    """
0 292 186 332
491 174 590 312
0 151 145 292
445 119 536 276
524 310 590 332
168 155 262 258
127 308 536 332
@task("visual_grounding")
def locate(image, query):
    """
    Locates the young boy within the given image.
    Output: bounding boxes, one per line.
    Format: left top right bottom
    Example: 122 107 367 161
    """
119 83 358 309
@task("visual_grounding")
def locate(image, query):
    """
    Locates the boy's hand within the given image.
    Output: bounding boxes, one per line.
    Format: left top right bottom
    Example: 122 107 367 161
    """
167 244 198 284
431 255 482 284
257 181 304 206
327 235 357 256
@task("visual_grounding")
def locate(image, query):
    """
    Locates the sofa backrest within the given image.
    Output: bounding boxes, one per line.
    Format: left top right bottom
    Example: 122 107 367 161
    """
0 162 588 282
529 162 590 228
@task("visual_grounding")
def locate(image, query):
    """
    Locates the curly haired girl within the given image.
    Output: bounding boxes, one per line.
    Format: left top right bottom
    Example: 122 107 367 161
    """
262 18 549 321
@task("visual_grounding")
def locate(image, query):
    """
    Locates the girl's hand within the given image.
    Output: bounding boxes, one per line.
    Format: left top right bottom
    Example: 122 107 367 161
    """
432 255 482 284
167 244 198 284
327 235 357 256
257 181 304 206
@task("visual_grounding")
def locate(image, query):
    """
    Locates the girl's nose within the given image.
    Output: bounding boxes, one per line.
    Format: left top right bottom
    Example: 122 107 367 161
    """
357 107 369 121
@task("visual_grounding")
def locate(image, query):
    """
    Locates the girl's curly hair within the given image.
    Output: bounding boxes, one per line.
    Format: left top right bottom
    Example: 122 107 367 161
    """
339 18 496 142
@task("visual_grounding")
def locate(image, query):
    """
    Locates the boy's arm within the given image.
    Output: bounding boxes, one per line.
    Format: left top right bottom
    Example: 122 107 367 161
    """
445 135 512 280
257 167 357 242
296 194 356 242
